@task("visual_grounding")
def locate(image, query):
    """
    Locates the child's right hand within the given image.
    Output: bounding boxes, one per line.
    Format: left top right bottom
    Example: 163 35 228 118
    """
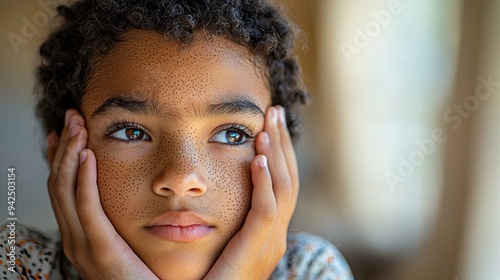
46 109 158 280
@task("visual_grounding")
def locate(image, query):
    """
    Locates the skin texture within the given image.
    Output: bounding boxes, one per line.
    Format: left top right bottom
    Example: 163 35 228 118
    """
46 29 299 280
84 30 270 278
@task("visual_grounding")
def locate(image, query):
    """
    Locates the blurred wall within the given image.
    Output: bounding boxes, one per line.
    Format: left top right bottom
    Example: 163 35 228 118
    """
0 0 59 234
458 0 499 278
285 0 499 279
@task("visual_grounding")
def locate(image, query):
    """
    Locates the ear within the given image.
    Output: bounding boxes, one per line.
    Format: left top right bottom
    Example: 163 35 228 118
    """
46 131 61 165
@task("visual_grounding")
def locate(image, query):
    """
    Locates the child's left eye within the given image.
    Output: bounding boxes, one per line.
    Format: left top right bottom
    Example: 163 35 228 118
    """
211 129 247 145
210 124 255 146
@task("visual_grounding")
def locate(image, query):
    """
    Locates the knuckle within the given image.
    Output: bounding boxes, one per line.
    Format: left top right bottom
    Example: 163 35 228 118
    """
55 155 78 181
61 141 79 162
260 205 277 225
52 181 67 201
276 180 293 202
76 203 94 225
60 128 85 160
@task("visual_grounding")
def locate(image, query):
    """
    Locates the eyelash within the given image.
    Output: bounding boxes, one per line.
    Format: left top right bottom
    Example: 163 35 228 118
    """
104 119 257 147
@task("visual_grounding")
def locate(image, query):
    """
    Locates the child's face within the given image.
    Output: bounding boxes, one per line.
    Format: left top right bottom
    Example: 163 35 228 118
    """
80 30 271 279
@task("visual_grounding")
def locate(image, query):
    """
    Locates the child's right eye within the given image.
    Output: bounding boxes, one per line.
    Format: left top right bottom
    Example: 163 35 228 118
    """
106 122 152 143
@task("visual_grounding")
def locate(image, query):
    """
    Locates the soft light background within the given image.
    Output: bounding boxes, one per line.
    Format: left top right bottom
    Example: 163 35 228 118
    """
0 0 498 279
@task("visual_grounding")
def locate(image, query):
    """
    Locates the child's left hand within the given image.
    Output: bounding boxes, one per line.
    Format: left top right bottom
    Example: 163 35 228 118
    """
204 105 299 279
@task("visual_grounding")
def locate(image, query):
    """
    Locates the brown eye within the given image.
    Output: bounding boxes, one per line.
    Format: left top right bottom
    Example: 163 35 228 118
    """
226 130 243 143
210 126 250 146
126 128 144 140
109 123 151 142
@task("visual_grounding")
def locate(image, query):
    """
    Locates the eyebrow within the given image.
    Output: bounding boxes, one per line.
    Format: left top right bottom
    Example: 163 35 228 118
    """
91 95 264 120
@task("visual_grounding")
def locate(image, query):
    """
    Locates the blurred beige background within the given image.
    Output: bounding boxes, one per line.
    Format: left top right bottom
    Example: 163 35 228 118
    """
1 0 498 279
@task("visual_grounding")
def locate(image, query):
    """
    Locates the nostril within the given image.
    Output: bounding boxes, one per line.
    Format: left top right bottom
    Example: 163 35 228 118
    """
155 187 175 196
187 187 204 195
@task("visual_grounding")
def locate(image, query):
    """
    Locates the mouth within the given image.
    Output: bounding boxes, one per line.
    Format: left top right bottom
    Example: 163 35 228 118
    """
145 212 215 242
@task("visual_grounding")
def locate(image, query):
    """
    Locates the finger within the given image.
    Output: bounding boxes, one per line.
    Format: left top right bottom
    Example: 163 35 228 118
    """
47 133 64 223
47 133 70 246
49 109 74 166
261 106 293 209
76 149 123 250
51 109 86 172
47 118 88 261
46 115 79 244
244 152 276 236
52 124 88 244
276 106 299 206
256 129 292 245
46 131 59 164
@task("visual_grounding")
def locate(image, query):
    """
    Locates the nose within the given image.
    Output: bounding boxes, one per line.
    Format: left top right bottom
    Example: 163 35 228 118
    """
152 138 208 198
153 171 207 197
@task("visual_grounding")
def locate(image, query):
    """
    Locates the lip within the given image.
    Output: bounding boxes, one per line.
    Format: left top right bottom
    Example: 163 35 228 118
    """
145 212 215 242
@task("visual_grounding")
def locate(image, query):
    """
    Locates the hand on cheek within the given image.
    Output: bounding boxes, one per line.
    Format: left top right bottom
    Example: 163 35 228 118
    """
204 105 299 280
46 109 158 280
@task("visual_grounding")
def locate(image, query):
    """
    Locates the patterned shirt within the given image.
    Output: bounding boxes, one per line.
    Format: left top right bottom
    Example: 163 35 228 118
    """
1 224 354 280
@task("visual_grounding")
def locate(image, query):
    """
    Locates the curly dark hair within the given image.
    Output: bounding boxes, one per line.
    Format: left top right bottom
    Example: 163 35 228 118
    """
35 0 310 140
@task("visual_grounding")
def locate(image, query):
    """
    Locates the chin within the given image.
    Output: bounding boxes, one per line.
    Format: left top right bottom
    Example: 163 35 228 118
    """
140 247 217 280
151 263 210 280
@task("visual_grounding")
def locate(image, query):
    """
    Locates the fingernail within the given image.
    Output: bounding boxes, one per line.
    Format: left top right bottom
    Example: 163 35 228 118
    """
257 155 267 168
70 125 81 137
80 150 88 163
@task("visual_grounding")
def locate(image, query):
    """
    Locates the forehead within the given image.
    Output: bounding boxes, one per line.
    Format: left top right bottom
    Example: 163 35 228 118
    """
82 30 271 115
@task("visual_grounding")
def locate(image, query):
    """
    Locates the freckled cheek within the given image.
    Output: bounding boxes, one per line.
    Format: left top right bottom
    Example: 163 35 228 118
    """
92 148 154 225
208 156 253 235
